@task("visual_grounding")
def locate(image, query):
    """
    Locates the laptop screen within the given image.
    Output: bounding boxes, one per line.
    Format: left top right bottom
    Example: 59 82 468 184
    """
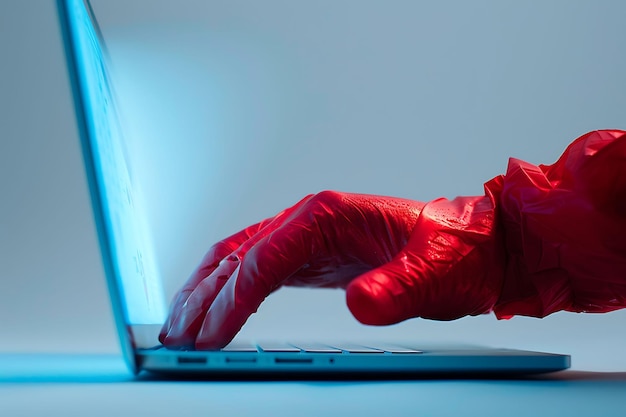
64 0 166 325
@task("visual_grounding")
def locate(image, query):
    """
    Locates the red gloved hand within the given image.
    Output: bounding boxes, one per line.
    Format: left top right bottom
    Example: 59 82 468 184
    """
159 191 504 350
160 129 626 350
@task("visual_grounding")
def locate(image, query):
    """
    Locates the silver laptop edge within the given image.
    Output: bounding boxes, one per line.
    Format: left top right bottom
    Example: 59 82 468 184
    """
57 0 139 374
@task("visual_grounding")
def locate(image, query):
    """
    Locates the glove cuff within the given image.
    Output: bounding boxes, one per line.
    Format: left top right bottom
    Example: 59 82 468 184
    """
492 130 626 319
489 161 574 319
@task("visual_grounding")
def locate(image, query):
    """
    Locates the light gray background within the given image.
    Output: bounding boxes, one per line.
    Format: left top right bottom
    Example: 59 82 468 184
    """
2 0 626 370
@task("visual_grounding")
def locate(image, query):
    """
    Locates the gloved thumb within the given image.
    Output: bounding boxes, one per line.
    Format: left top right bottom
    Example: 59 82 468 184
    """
346 254 430 325
346 196 502 325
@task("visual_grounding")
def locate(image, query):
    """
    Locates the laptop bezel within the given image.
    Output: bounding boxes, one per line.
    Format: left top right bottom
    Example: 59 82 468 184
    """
56 0 140 374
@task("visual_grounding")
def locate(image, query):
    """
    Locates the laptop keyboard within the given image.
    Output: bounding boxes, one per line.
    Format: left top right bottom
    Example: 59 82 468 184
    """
221 341 422 354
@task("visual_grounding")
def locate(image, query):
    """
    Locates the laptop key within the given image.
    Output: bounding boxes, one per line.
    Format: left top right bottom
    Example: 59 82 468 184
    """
292 342 342 353
361 343 423 354
257 341 301 352
221 340 259 352
328 343 384 353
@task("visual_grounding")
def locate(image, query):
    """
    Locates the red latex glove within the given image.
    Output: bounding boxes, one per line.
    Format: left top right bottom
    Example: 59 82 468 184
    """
160 130 626 350
494 129 626 318
158 191 503 350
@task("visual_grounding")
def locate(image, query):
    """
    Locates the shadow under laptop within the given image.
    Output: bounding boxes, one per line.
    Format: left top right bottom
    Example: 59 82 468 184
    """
2 354 626 385
133 369 626 384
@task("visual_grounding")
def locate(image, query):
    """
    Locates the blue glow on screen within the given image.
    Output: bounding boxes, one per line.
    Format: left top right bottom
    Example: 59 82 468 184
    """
67 0 166 324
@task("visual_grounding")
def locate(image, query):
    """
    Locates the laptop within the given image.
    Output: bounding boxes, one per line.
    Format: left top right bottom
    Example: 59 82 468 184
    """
56 0 570 377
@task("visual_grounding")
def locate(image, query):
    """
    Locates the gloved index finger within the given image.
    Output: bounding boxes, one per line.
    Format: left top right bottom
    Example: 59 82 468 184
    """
184 219 273 292
161 195 315 347
159 219 268 343
176 194 314 296
194 207 326 349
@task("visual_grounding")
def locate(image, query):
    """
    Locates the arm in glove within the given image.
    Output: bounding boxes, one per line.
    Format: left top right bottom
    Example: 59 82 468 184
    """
494 129 626 318
160 129 626 350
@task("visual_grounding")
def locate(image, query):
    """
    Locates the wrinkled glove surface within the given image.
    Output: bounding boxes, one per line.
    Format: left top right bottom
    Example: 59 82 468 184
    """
160 130 626 350
494 129 626 318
